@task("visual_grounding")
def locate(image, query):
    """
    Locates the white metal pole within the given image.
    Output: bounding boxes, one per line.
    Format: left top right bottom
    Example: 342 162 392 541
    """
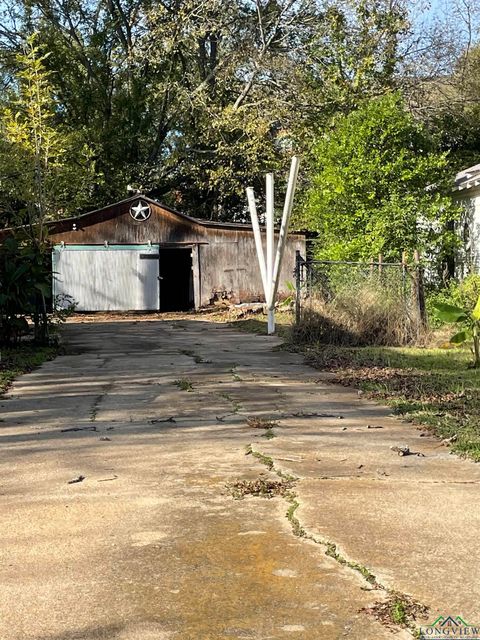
265 173 275 334
246 187 268 296
268 156 300 310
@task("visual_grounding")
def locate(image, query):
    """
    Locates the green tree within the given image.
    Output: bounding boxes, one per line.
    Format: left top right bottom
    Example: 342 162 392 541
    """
155 0 410 219
300 92 459 264
303 1 408 120
0 34 97 233
0 35 93 342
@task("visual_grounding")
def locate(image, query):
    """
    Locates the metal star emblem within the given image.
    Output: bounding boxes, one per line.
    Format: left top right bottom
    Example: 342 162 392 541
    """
130 200 151 221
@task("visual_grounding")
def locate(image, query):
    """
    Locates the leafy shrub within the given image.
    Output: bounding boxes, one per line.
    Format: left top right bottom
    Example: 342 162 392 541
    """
0 237 48 344
433 296 480 367
0 236 74 345
427 275 480 328
49 294 77 338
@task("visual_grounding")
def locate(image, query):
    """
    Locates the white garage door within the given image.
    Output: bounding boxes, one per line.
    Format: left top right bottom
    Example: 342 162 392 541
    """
52 245 160 311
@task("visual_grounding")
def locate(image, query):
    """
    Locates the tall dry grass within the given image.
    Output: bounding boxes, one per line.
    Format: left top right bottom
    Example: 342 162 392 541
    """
292 283 418 346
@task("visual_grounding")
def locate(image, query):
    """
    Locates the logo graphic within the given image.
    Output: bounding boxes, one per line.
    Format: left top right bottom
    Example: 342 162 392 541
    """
419 615 480 639
130 200 151 221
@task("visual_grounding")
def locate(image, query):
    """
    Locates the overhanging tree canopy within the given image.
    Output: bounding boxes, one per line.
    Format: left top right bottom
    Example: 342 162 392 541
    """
0 0 410 220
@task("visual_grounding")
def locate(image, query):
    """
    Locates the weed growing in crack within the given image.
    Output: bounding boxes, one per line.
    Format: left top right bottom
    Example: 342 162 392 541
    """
285 495 307 538
247 417 279 439
325 542 347 565
350 562 377 584
261 428 276 439
277 469 297 482
325 543 377 584
391 599 407 625
230 366 242 381
227 477 294 499
219 391 241 412
246 445 274 470
360 593 429 631
174 378 194 392
179 349 211 364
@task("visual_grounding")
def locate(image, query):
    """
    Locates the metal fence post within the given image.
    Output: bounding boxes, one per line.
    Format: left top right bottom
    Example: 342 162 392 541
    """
414 249 427 331
295 250 302 325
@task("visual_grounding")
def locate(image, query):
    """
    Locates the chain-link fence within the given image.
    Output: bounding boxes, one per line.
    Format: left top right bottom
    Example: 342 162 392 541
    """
294 254 425 346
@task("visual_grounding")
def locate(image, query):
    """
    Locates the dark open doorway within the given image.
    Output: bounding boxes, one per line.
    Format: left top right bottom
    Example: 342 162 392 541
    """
159 248 194 311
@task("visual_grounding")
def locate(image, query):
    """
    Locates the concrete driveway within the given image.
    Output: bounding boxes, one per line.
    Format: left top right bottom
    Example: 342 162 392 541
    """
1 320 479 640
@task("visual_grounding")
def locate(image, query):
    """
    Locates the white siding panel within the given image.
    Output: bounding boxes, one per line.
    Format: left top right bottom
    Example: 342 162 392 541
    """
471 194 480 271
53 247 160 311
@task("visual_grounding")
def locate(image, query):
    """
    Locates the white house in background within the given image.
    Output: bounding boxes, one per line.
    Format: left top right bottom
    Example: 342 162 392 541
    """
454 163 480 274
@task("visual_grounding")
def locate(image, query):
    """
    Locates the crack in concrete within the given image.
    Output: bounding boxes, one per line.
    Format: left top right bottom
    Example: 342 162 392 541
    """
218 391 242 414
178 348 213 364
90 382 114 422
247 444 426 637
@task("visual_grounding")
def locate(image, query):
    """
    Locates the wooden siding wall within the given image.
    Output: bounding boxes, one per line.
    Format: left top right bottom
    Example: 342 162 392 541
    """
49 201 305 306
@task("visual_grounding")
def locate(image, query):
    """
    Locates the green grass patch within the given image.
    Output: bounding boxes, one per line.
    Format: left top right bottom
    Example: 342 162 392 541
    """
297 342 480 461
0 344 58 395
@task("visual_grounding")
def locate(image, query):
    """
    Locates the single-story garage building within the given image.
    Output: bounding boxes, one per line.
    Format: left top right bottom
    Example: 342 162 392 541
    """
43 195 305 312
